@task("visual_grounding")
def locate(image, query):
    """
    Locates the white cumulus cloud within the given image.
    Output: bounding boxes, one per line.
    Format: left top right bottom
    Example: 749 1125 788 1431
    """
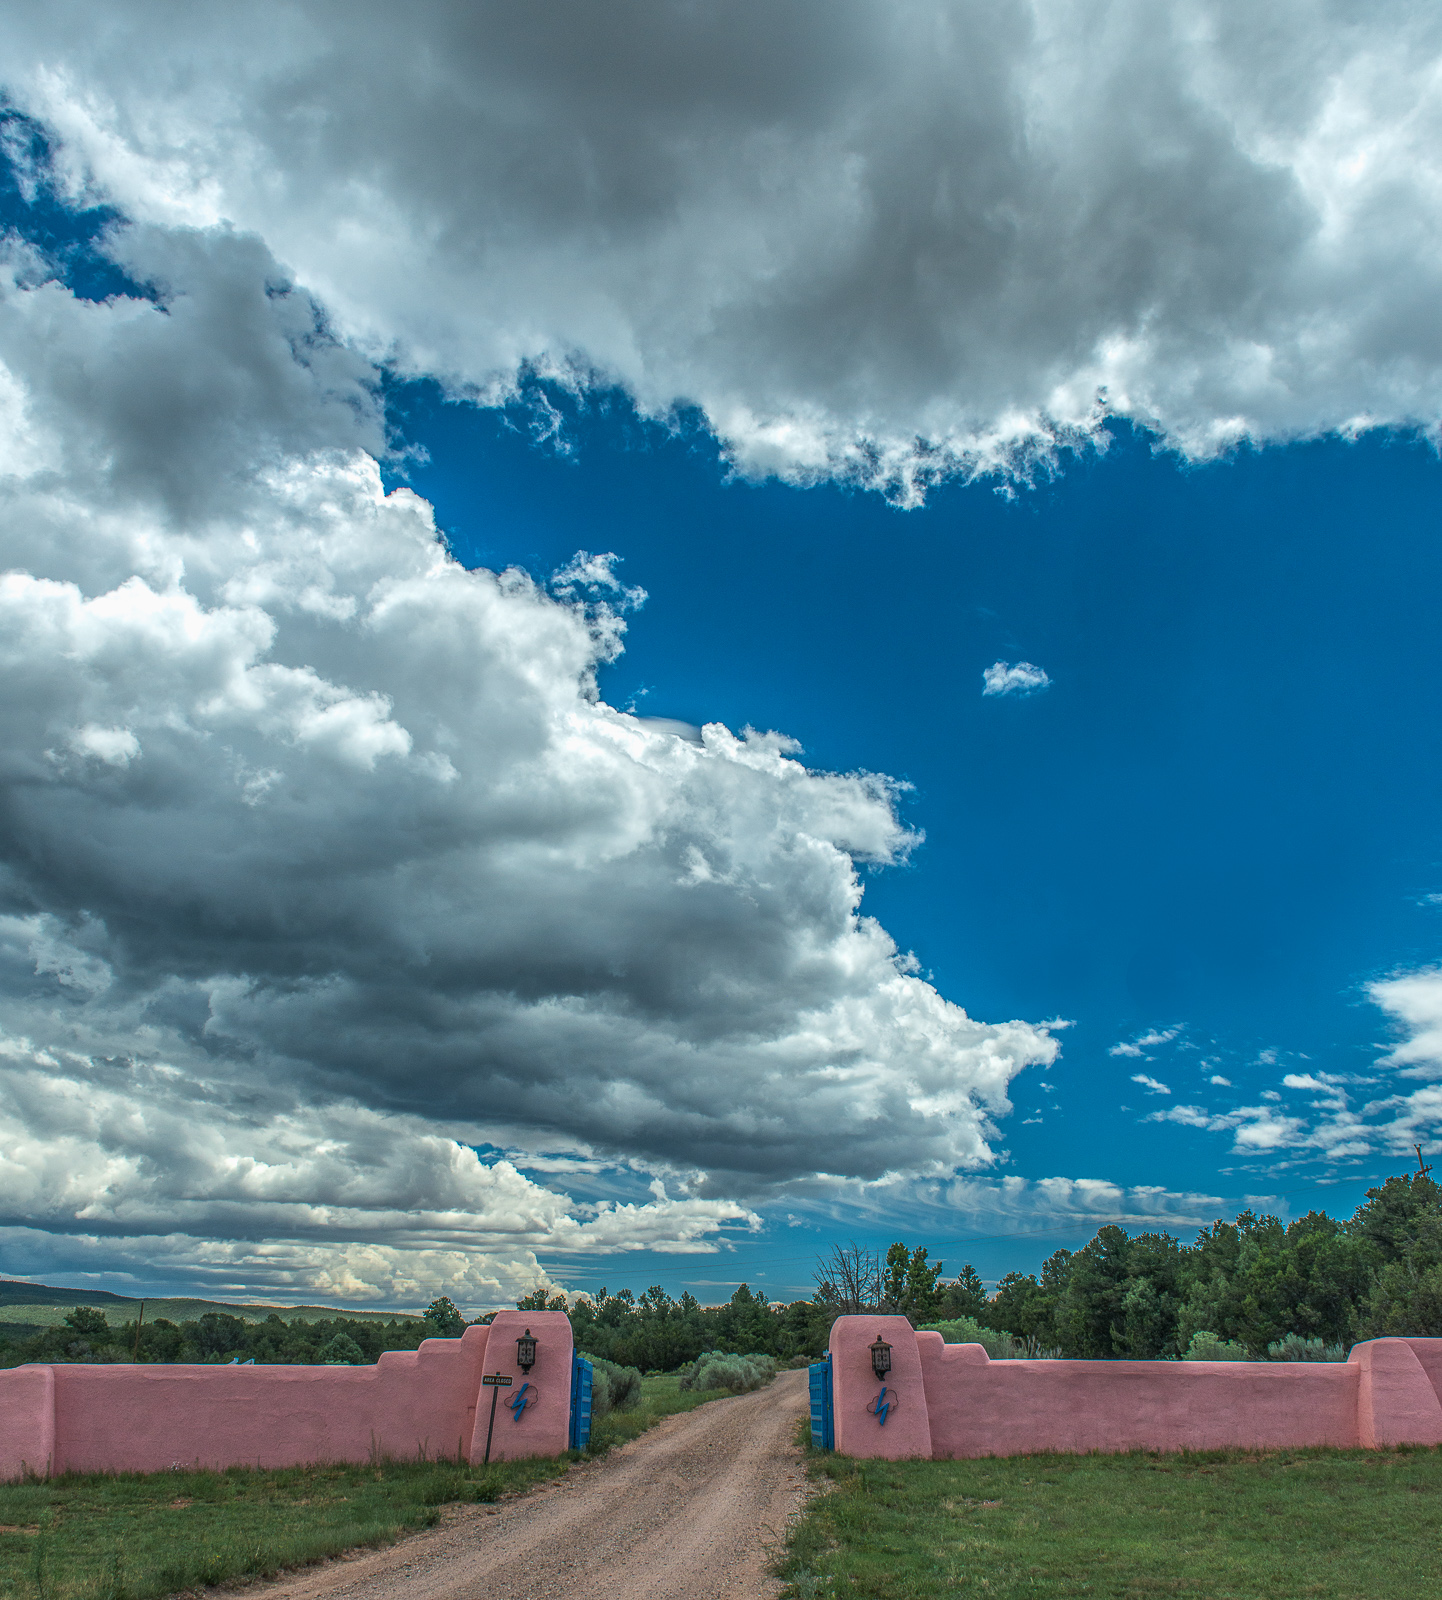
1371 967 1442 1077
0 216 1060 1299
982 660 1052 698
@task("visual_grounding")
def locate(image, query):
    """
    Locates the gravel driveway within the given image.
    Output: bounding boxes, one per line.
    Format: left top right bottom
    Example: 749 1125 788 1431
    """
244 1367 811 1600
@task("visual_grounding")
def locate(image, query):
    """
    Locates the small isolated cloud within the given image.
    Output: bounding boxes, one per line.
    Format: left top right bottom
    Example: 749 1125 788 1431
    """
1282 1072 1346 1092
981 661 1051 698
1131 1074 1171 1095
1109 1026 1182 1059
1209 1075 1232 1087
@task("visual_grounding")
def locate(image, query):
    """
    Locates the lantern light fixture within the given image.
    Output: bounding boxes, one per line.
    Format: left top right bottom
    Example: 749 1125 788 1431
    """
870 1335 892 1380
516 1327 537 1374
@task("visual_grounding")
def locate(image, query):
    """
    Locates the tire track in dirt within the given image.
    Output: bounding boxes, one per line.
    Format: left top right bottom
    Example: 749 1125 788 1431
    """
236 1367 811 1600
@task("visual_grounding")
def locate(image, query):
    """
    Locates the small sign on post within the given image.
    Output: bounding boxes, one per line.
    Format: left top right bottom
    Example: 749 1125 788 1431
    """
481 1372 514 1464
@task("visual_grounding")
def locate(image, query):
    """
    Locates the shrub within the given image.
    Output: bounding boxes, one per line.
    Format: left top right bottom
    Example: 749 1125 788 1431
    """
1184 1330 1251 1361
678 1350 777 1393
579 1352 643 1417
317 1332 366 1365
1267 1332 1347 1362
918 1318 1026 1359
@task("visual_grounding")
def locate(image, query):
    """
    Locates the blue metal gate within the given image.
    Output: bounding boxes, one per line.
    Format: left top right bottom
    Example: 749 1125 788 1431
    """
808 1354 834 1450
569 1353 593 1450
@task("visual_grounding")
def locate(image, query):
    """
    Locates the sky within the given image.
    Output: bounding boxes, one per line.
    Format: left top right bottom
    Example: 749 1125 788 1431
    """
0 0 1440 1311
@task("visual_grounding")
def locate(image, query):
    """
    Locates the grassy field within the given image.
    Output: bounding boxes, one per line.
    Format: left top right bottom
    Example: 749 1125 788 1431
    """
0 1371 720 1600
778 1437 1442 1599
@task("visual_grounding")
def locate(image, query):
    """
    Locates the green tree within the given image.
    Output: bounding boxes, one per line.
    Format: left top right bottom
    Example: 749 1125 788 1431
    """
879 1243 945 1320
904 1247 946 1318
1351 1172 1442 1337
1054 1226 1134 1357
1349 1171 1442 1261
940 1264 987 1321
318 1332 366 1364
64 1307 111 1342
1118 1276 1169 1359
516 1286 569 1312
191 1312 250 1361
881 1242 912 1312
423 1297 466 1337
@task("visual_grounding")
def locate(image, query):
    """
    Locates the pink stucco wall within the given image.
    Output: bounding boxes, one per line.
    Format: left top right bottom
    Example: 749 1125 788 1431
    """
0 1363 54 1479
828 1317 1442 1460
0 1312 576 1479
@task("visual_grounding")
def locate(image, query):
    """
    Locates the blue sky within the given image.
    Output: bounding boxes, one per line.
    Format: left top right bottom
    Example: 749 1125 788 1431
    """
387 382 1442 1298
2 4 1442 1313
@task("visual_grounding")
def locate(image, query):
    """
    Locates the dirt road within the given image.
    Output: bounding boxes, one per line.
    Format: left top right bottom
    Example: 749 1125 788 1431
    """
249 1368 811 1600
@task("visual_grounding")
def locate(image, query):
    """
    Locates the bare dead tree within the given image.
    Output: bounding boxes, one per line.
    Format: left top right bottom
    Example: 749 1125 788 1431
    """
815 1241 881 1314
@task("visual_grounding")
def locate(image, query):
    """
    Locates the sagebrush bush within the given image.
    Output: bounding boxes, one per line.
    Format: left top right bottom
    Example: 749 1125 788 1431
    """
1267 1332 1347 1362
578 1352 643 1417
918 1318 1026 1359
1184 1330 1251 1361
678 1350 777 1393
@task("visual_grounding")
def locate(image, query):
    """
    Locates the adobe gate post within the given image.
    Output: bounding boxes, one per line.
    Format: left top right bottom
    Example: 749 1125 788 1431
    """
1352 1338 1442 1448
468 1310 573 1462
828 1314 932 1459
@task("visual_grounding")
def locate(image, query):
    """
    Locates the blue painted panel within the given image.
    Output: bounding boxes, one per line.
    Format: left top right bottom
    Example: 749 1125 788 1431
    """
569 1353 593 1450
808 1355 833 1450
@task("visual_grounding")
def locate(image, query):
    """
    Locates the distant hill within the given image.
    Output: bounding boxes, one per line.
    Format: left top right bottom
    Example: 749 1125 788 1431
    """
0 1279 136 1308
0 1279 427 1327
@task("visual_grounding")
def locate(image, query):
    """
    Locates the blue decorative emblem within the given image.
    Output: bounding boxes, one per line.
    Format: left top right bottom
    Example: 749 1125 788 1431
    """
866 1384 897 1426
508 1380 535 1420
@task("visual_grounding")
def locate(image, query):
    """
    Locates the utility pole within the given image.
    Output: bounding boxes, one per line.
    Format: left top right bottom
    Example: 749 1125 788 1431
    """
132 1300 145 1362
1415 1144 1433 1179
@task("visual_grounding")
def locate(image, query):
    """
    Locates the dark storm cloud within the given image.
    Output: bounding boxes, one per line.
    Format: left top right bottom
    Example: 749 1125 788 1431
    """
8 0 1440 498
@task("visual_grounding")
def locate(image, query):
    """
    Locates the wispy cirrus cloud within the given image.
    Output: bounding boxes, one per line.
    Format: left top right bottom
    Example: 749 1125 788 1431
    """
1147 1002 1442 1164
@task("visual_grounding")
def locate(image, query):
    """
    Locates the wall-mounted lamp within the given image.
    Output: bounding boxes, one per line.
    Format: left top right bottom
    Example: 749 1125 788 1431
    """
870 1335 892 1381
516 1327 537 1374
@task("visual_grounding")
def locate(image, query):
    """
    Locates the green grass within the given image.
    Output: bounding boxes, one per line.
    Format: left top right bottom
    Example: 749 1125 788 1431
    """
778 1437 1442 1599
0 1456 567 1600
0 1369 744 1600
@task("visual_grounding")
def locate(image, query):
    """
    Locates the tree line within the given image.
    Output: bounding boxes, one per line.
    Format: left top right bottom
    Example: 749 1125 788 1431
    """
832 1169 1441 1359
4 1168 1437 1368
0 1301 461 1368
524 1281 830 1368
